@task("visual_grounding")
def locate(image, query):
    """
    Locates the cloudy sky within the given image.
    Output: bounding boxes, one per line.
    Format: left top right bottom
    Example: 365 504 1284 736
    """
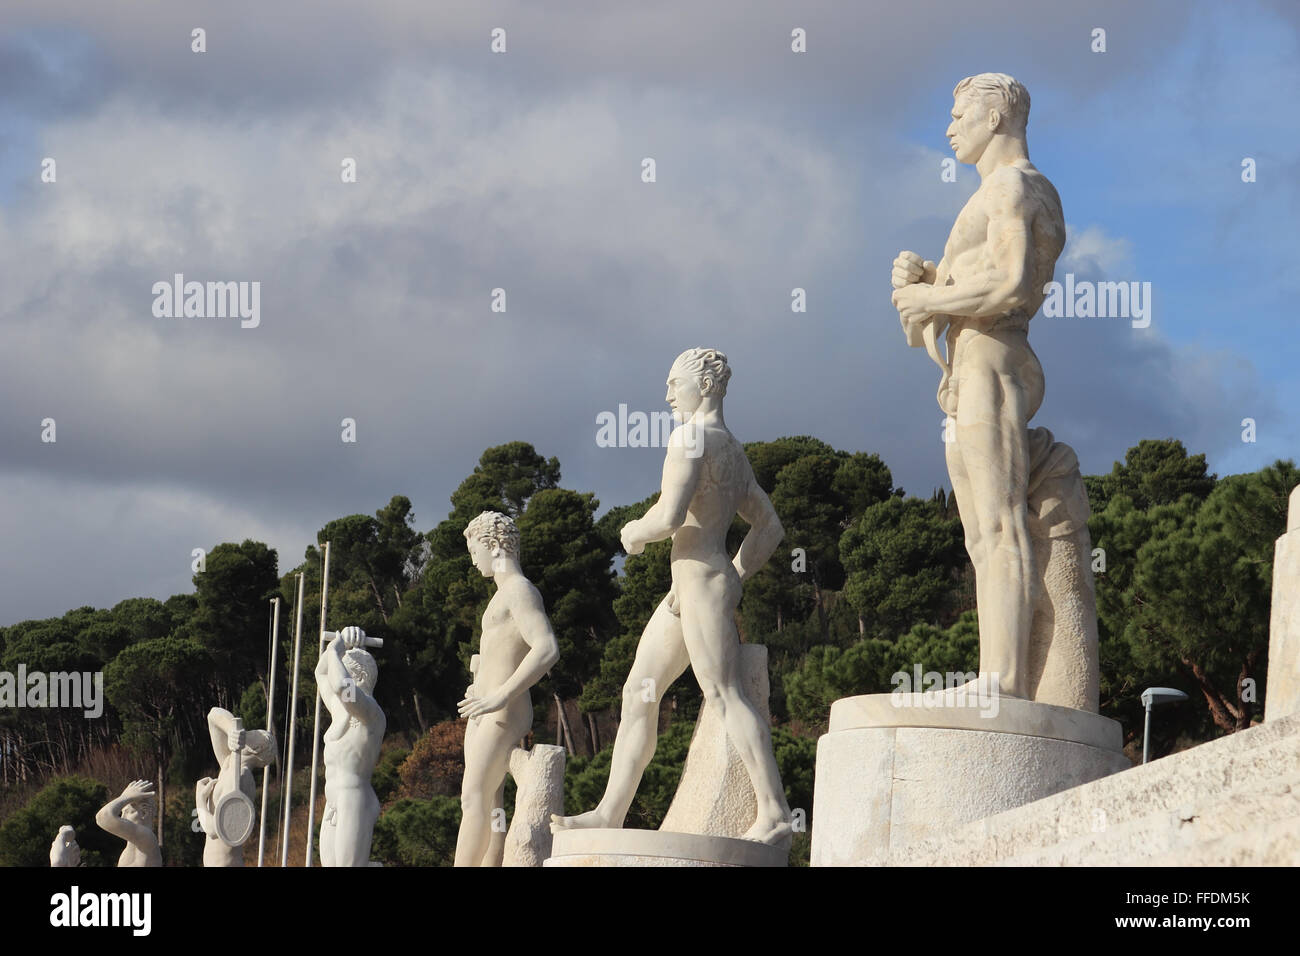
1 0 1296 625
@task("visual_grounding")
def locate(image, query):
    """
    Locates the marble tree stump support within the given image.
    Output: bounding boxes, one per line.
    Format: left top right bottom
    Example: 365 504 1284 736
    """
502 743 566 867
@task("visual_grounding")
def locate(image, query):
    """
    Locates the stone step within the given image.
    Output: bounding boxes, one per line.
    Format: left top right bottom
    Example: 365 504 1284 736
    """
899 712 1300 865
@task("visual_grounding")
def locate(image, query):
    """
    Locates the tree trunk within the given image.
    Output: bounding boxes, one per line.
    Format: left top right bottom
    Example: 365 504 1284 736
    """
156 759 166 850
1184 658 1241 733
586 712 600 753
412 691 428 734
553 693 576 756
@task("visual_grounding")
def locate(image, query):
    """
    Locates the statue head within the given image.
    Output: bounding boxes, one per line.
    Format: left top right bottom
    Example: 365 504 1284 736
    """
667 348 730 421
242 729 277 769
122 798 155 829
342 648 379 695
51 826 80 866
948 73 1029 164
463 511 520 577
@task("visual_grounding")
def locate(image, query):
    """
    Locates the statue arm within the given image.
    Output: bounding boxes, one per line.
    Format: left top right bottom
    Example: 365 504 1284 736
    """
316 635 344 704
207 706 235 760
95 797 152 848
195 778 216 834
458 582 558 720
922 174 1034 321
734 478 784 582
625 435 701 547
500 582 561 701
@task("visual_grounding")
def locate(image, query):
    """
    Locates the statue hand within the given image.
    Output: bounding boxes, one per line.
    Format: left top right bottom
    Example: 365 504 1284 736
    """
123 779 154 800
664 588 680 616
891 283 933 326
228 727 246 753
620 521 646 556
339 626 366 650
458 691 507 720
892 251 929 289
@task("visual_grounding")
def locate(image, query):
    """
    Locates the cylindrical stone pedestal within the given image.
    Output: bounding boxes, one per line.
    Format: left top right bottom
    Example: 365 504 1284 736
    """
811 693 1130 866
545 829 786 867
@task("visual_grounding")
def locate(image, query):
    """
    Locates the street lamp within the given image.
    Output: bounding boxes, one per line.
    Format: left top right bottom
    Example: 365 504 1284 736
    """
1140 686 1189 764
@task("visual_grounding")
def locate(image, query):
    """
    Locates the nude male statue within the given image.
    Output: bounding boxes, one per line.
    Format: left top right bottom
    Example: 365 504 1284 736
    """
890 73 1066 699
195 707 275 866
95 779 162 867
49 825 80 867
552 348 791 844
455 511 560 867
316 627 386 867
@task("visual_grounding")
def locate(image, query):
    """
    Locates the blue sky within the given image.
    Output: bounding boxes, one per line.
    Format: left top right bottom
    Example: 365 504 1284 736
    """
0 0 1295 624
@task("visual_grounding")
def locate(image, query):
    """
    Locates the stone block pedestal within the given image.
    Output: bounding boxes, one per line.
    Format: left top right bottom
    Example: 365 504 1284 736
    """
544 829 786 867
810 693 1130 866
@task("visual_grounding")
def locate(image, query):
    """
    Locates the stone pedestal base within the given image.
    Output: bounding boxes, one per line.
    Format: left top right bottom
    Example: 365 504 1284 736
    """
810 693 1130 866
544 829 786 867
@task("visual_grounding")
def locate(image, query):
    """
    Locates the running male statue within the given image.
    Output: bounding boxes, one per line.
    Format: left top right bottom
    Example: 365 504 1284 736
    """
890 73 1097 705
552 348 791 844
455 511 561 866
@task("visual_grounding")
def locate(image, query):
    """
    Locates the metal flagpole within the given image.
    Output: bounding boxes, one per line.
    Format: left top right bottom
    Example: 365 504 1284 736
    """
304 541 331 867
280 573 305 866
257 596 281 866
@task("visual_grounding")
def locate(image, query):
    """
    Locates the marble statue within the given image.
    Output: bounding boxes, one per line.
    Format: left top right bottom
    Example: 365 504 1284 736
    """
316 627 386 866
502 742 566 866
196 708 275 866
455 511 561 866
890 73 1098 708
552 348 792 845
95 779 162 867
49 825 80 867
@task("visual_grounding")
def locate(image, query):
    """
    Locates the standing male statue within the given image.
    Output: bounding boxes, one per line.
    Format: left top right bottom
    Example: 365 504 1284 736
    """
553 348 791 844
95 779 162 867
316 627 386 867
455 511 561 867
890 73 1097 703
195 707 276 866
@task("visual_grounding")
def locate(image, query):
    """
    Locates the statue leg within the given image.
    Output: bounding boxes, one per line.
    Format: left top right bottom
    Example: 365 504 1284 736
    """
678 567 790 845
318 801 336 867
327 789 379 867
478 781 507 866
551 597 689 830
948 332 1043 698
455 713 518 866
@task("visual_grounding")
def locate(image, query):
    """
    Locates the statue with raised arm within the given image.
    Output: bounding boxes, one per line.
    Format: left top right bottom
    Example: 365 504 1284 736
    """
316 626 386 867
49 825 80 867
455 511 561 866
552 348 792 844
889 73 1099 709
95 779 162 867
195 707 275 867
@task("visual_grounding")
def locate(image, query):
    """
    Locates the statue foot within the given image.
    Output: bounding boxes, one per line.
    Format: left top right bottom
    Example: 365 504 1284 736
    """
549 809 615 834
742 816 793 846
939 674 1023 699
